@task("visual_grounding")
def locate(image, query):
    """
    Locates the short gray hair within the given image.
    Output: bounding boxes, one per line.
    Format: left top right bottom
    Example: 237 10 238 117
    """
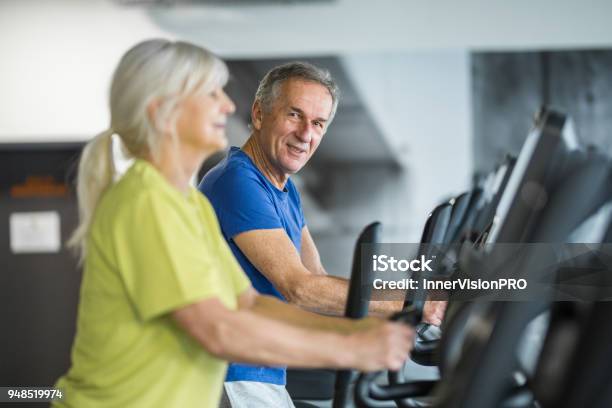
255 61 340 125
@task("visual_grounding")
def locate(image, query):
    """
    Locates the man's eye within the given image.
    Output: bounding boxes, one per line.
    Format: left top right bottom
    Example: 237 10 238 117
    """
314 121 323 128
289 112 300 118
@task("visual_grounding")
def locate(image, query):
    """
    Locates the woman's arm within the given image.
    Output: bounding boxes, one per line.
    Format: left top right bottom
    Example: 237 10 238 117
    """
172 291 413 372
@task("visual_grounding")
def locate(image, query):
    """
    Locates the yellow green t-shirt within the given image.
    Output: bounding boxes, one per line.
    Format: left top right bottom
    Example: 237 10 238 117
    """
54 159 251 408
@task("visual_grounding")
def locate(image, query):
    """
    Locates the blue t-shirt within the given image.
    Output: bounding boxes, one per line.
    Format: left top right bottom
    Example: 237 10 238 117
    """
198 146 306 385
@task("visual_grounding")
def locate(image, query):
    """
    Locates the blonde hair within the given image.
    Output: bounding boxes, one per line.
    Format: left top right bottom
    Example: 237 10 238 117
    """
68 39 229 262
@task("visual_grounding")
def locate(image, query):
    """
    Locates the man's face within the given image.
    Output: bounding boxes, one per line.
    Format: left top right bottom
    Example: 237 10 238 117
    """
253 79 333 176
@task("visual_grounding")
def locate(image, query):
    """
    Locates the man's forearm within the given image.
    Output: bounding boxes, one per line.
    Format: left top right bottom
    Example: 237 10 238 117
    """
289 274 403 317
251 294 377 334
289 274 349 315
368 300 403 316
289 276 403 316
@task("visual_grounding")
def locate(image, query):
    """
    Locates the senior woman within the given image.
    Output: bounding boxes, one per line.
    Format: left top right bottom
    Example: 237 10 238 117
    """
53 39 412 407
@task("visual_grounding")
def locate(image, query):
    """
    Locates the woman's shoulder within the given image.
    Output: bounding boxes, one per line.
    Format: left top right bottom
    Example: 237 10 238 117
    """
94 167 175 226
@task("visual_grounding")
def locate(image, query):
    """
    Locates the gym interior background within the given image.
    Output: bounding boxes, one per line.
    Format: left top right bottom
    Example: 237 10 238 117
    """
1 1 612 406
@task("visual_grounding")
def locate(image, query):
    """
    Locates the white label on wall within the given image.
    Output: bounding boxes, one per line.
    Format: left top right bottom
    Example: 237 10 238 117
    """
9 211 61 254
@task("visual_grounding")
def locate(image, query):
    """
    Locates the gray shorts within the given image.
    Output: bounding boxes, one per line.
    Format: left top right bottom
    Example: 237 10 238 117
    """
219 381 296 408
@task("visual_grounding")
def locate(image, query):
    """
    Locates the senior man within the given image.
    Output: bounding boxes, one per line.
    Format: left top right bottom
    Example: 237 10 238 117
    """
199 62 444 407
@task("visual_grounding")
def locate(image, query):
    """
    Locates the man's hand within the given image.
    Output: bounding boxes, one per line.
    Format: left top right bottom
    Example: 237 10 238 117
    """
422 300 447 327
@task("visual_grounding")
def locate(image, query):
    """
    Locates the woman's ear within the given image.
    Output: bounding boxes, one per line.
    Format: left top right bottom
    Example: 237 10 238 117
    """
251 101 263 131
146 98 169 134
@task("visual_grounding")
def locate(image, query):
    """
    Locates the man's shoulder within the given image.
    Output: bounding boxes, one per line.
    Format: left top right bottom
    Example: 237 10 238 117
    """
200 151 269 198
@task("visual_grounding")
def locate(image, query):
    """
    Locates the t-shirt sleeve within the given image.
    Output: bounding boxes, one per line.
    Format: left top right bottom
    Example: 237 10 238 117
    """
199 194 253 297
226 244 253 295
210 166 283 239
112 192 226 321
290 180 307 230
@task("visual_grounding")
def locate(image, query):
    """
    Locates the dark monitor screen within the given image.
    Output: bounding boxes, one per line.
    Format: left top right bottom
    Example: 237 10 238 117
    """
472 156 517 239
486 109 579 244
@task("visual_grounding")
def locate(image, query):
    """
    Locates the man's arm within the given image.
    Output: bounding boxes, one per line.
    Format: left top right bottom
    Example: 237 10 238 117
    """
234 228 402 315
239 287 379 334
300 226 327 275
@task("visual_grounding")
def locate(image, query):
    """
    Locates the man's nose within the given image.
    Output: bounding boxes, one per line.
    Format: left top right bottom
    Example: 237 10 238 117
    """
296 122 313 143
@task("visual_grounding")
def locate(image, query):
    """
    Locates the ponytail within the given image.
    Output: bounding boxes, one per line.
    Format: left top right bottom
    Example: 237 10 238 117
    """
68 129 115 262
66 39 229 263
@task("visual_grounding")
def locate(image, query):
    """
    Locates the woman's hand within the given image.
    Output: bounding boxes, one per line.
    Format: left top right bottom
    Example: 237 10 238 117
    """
422 300 447 326
347 322 414 372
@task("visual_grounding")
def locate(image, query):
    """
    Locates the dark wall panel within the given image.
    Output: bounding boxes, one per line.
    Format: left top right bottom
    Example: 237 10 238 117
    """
0 144 82 397
472 49 612 174
472 52 543 174
548 51 612 153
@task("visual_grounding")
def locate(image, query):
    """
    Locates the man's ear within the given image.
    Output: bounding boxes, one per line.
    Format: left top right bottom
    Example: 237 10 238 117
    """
251 101 263 131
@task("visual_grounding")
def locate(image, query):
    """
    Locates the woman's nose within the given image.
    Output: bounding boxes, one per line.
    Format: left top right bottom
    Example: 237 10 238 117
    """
221 90 236 114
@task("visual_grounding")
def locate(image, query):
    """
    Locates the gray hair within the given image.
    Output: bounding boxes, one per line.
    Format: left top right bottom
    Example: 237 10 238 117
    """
255 61 339 125
68 38 228 261
110 39 229 160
